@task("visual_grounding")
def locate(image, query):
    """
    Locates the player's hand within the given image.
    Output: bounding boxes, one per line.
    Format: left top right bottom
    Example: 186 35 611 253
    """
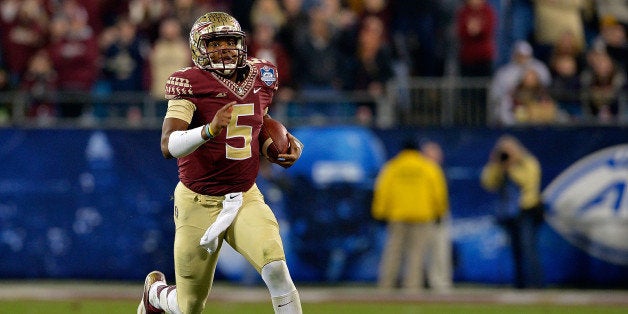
275 133 303 168
208 101 235 137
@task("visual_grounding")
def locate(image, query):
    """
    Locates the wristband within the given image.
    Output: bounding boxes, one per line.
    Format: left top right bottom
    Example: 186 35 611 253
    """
204 124 215 139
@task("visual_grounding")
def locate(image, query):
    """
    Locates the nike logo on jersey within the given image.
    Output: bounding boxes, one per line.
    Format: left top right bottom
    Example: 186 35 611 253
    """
253 87 262 94
228 194 238 200
215 92 227 98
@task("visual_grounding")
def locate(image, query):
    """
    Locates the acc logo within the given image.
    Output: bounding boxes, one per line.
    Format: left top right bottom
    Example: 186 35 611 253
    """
543 144 628 265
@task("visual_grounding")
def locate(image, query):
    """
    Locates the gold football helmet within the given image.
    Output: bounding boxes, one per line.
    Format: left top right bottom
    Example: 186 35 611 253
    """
189 12 247 76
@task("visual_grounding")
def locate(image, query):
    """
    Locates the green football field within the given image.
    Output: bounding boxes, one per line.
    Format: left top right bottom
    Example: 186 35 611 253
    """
1 281 627 314
0 300 627 314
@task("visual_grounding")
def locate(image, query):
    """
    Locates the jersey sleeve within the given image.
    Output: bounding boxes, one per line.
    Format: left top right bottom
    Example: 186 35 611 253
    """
165 98 196 123
165 67 197 100
251 58 279 92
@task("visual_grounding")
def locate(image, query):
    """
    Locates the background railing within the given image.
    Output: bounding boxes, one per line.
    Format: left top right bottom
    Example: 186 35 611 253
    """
1 77 627 129
2 80 628 285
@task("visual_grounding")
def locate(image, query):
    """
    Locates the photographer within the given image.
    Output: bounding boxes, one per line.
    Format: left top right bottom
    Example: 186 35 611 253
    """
480 135 544 289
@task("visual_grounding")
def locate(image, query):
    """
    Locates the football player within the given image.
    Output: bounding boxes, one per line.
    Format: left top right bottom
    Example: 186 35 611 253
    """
138 12 304 314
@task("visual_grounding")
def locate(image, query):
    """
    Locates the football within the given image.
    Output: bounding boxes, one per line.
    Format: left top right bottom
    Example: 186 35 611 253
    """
259 115 290 161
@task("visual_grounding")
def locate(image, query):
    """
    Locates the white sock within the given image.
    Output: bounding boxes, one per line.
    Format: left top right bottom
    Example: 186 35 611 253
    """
148 282 166 309
261 260 302 314
150 283 182 314
271 290 302 314
166 289 182 314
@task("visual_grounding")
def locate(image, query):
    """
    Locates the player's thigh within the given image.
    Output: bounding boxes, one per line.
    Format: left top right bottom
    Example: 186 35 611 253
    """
172 183 221 310
225 187 285 272
174 225 218 280
174 225 219 313
172 182 221 276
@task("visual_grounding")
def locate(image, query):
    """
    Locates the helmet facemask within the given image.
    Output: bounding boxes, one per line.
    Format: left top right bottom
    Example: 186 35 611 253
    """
190 12 247 76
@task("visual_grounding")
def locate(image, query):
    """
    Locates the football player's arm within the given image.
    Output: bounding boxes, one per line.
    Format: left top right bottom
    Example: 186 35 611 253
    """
161 117 197 159
160 100 235 159
161 99 193 159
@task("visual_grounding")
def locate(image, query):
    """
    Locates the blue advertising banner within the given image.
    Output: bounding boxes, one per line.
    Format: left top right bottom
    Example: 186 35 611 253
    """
0 129 178 279
0 126 627 287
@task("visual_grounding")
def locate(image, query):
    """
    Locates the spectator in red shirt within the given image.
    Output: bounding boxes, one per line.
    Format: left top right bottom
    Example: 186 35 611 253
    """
456 0 497 77
0 0 49 81
46 7 99 118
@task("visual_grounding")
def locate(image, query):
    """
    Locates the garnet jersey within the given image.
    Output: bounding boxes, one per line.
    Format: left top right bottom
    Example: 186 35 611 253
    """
165 58 279 195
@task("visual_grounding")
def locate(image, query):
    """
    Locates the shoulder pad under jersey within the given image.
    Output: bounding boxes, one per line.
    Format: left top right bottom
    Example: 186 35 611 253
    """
248 58 279 90
165 67 210 100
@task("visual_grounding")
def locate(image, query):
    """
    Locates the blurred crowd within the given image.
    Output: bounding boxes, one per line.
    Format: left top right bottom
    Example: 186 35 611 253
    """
0 0 626 126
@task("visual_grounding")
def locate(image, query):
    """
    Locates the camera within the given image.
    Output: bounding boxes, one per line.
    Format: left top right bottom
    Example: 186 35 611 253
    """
499 151 510 162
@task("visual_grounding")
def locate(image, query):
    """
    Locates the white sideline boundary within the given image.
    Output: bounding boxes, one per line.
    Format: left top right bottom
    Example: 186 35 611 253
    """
0 281 627 306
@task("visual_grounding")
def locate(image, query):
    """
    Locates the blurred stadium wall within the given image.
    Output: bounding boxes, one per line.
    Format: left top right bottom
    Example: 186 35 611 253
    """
1 126 627 288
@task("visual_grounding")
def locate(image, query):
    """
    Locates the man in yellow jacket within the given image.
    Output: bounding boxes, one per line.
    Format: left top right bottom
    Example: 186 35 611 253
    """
372 139 449 291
